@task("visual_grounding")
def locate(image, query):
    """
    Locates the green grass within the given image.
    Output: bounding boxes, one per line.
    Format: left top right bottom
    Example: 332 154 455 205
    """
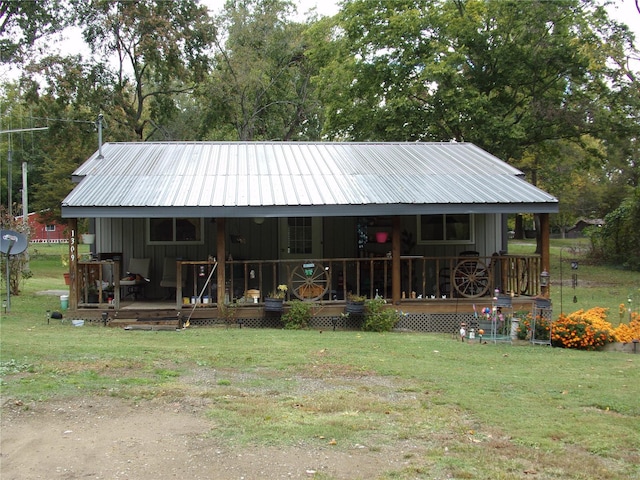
1 241 639 479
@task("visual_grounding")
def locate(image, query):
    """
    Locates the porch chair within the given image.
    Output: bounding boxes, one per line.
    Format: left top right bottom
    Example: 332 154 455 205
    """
120 258 151 300
160 257 185 299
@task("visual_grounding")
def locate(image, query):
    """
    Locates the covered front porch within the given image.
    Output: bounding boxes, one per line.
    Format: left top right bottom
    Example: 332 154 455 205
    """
67 224 550 333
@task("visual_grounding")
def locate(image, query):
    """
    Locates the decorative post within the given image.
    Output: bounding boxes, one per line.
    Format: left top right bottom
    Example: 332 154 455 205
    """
68 218 78 310
216 218 226 306
391 216 401 304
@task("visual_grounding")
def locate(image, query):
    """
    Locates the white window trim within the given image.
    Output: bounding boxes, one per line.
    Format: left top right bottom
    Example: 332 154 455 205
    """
417 214 475 245
146 218 205 245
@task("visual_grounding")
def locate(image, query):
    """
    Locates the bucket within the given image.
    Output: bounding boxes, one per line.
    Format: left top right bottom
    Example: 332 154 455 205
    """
60 295 69 310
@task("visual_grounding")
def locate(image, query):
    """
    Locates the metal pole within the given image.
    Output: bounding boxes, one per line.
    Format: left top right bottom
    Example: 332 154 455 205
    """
559 248 563 315
7 146 12 217
4 236 15 312
22 162 28 226
97 114 104 159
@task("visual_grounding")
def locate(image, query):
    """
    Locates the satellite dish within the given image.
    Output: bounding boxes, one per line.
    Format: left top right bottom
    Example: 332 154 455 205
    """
0 230 28 255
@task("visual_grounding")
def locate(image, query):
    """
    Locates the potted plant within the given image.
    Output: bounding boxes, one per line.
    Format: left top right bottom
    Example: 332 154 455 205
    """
345 293 366 314
61 254 71 285
81 233 95 245
265 284 287 312
86 284 100 303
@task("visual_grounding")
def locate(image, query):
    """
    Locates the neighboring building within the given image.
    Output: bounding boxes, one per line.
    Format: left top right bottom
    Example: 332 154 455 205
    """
16 212 67 243
566 218 604 238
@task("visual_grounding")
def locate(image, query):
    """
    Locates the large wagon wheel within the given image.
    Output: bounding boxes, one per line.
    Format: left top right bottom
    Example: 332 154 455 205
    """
453 258 490 298
289 262 330 301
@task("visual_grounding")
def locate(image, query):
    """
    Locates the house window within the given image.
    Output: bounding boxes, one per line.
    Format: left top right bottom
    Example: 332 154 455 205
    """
45 224 56 232
418 214 474 244
287 217 312 254
147 218 204 245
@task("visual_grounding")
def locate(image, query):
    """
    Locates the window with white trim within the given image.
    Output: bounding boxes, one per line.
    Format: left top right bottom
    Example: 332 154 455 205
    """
147 218 204 245
417 214 474 244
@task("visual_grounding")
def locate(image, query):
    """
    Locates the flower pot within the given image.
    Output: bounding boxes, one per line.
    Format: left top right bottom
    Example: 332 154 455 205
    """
345 300 365 314
63 272 71 285
264 297 284 312
375 231 389 243
81 233 95 245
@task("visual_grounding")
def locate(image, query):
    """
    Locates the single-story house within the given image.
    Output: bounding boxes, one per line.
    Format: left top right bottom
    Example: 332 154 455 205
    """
61 141 557 331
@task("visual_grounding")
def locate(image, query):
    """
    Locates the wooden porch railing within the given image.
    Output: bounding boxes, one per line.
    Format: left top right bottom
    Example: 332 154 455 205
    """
71 254 540 309
175 254 541 308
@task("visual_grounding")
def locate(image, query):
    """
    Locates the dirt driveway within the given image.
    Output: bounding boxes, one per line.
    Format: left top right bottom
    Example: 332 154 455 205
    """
1 395 422 480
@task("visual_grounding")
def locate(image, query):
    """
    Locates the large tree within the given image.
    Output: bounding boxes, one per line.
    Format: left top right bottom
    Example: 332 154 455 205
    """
66 0 216 140
0 0 73 64
198 0 323 141
317 0 638 160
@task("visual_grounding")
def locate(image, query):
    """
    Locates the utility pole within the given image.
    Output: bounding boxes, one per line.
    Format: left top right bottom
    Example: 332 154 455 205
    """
1 127 48 215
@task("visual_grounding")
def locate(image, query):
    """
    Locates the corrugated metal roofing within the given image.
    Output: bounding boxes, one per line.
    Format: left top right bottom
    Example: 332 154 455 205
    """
62 142 558 218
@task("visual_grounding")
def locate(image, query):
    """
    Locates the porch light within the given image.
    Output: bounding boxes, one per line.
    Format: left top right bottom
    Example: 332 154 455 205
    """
253 217 265 225
540 270 550 287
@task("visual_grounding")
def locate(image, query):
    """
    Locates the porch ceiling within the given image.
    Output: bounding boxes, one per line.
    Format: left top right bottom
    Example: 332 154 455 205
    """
62 142 558 218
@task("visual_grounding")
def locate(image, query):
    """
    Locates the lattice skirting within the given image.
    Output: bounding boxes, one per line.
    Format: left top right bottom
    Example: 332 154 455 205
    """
189 312 482 333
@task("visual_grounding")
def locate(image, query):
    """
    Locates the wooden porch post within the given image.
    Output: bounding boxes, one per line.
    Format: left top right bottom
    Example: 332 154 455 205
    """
68 218 78 310
216 218 226 305
391 216 401 304
539 213 551 298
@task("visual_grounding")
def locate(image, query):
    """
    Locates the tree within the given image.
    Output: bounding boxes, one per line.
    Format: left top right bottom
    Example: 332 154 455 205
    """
0 0 72 64
591 187 640 270
67 0 216 140
198 0 322 141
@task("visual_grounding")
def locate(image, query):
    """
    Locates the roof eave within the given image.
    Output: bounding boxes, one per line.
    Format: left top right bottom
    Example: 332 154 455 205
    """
61 202 558 219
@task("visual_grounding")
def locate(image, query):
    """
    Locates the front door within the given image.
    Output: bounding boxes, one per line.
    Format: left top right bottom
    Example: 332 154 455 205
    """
278 217 326 300
278 217 323 261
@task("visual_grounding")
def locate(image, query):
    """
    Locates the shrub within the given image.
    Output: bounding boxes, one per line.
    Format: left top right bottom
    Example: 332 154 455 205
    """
281 300 312 330
551 307 615 350
516 312 550 341
613 311 640 343
362 297 398 332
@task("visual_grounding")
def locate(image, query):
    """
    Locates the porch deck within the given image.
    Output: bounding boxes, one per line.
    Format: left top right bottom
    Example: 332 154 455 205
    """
70 295 541 335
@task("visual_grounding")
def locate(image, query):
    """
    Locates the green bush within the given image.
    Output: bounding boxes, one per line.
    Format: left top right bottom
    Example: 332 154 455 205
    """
281 300 312 329
589 187 640 270
363 297 398 332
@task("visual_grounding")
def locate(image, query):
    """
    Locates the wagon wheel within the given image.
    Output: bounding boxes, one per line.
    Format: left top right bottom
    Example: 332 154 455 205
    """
512 257 530 295
289 262 330 301
453 258 490 298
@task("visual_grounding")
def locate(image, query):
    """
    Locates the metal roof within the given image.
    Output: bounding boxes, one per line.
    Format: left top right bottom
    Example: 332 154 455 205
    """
61 142 558 218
